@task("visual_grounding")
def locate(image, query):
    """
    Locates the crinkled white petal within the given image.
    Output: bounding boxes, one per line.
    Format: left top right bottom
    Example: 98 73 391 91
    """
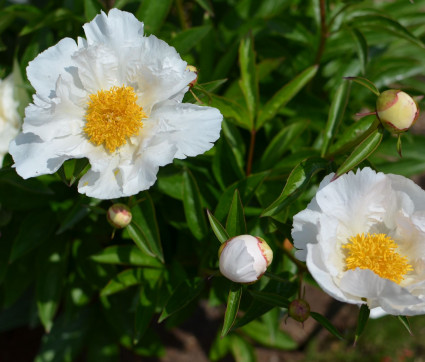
148 102 222 159
27 37 78 99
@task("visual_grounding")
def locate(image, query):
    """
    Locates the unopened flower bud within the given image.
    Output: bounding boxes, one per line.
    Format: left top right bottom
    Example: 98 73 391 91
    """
288 299 310 323
107 203 132 229
186 65 198 88
376 90 419 133
219 235 273 283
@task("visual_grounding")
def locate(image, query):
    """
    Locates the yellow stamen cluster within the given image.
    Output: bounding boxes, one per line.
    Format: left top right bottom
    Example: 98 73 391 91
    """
84 85 146 152
343 233 413 284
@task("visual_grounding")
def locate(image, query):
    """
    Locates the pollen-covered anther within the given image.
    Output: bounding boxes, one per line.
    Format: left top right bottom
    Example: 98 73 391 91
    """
84 85 146 152
343 233 413 284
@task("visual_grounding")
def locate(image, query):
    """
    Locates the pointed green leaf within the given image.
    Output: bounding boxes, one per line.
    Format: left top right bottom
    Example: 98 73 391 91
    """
194 0 214 16
262 157 329 217
354 304 370 345
159 278 205 322
344 76 380 96
229 334 256 362
310 312 344 340
397 315 413 335
207 210 229 244
256 65 318 129
328 115 378 157
222 283 242 337
239 34 258 124
207 93 251 130
183 168 208 240
321 81 351 157
350 14 425 49
260 120 309 169
136 0 173 33
215 171 269 222
350 28 368 75
335 127 384 178
170 25 212 54
134 269 162 343
226 190 247 237
248 290 290 309
241 320 297 350
100 268 144 297
91 245 163 268
36 239 69 332
128 193 164 262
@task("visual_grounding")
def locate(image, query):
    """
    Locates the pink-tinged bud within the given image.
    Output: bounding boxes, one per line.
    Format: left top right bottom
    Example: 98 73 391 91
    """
219 235 273 284
376 90 419 133
288 299 310 323
186 65 198 88
107 203 132 229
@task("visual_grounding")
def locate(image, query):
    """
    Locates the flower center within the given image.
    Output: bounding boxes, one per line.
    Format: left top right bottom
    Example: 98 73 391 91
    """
84 85 146 152
342 233 412 284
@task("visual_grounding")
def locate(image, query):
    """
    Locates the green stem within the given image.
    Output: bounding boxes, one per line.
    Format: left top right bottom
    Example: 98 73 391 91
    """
246 129 256 176
314 0 328 64
176 0 189 30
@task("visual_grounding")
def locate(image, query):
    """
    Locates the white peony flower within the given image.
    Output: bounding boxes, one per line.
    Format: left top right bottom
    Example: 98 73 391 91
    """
219 235 273 283
9 9 222 199
292 167 425 316
0 74 21 166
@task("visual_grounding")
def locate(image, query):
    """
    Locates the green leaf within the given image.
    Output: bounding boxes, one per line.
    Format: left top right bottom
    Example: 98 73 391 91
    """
328 115 377 157
209 332 232 361
91 245 163 268
100 268 144 297
207 93 251 130
128 193 164 262
207 210 229 244
134 269 162 343
35 307 93 362
194 0 214 16
183 168 208 240
310 312 344 340
344 76 380 96
248 290 290 309
350 28 368 75
226 190 247 237
260 120 309 170
215 171 269 222
262 157 329 217
241 320 297 350
56 197 92 235
256 65 318 129
36 239 69 332
136 0 173 33
397 315 413 336
321 81 351 157
335 127 384 178
84 0 102 21
159 278 205 322
354 304 370 345
221 283 242 337
350 14 425 49
170 25 212 54
229 334 256 362
0 168 53 195
9 210 56 263
239 34 258 125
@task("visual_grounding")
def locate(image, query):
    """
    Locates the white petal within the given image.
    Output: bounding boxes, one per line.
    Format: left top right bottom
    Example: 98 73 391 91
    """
306 244 362 305
135 35 195 108
10 133 90 178
27 37 78 99
148 102 222 159
339 269 425 315
83 9 144 49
